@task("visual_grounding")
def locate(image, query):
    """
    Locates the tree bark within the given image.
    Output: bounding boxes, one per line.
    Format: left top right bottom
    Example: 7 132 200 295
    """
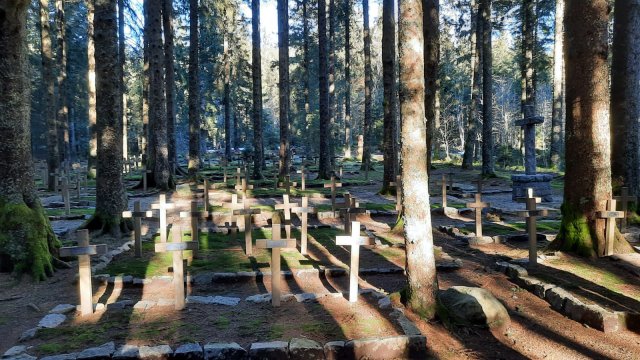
142 2 151 165
381 0 397 192
344 0 352 159
41 0 60 189
224 9 232 162
188 0 200 176
361 0 373 171
55 0 70 168
552 0 633 257
87 0 127 235
461 0 480 170
424 0 439 173
278 0 290 179
118 0 126 160
163 0 176 174
522 0 536 113
318 0 331 179
480 0 494 176
0 0 58 280
611 0 640 194
549 0 564 169
252 0 264 179
87 0 97 177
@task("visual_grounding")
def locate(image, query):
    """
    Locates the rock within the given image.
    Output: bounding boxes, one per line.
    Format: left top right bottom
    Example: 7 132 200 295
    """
18 328 37 342
505 264 528 279
50 304 76 314
378 297 392 309
323 341 346 360
38 313 66 329
40 353 78 360
580 304 621 333
438 286 511 329
139 345 173 360
248 341 289 360
113 345 139 360
186 295 241 306
3 346 27 358
289 338 323 360
192 273 214 286
111 300 135 309
344 335 428 360
203 343 246 360
468 236 494 245
512 275 541 291
545 287 573 312
174 343 203 360
133 300 155 310
77 342 116 360
294 293 319 303
3 354 36 360
495 261 511 274
246 294 271 303
532 282 556 299
211 273 238 283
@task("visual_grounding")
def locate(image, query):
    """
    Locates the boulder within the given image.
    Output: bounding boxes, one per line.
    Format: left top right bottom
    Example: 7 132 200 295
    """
289 338 323 360
438 286 510 329
248 341 288 360
113 345 139 360
174 343 203 360
203 343 246 360
343 335 427 360
139 345 173 360
77 342 116 360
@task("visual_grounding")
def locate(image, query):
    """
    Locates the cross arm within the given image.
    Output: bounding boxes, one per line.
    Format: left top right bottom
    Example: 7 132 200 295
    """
154 241 199 252
60 244 108 257
597 210 625 219
122 210 153 218
516 209 549 218
255 239 297 249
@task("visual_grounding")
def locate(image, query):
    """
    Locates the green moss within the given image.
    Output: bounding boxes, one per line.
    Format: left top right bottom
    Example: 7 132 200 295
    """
0 197 59 280
551 203 596 257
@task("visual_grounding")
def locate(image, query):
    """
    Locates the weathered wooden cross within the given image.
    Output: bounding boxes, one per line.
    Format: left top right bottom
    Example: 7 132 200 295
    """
597 199 625 257
180 201 210 257
275 194 300 240
223 193 244 236
516 189 549 267
234 178 254 198
614 187 637 231
235 167 245 185
140 166 153 192
61 177 71 216
233 199 261 256
122 201 153 257
59 230 107 316
336 222 374 303
278 175 298 195
256 223 297 307
297 164 307 191
292 197 315 255
389 175 402 211
435 174 453 207
151 193 175 243
340 195 366 234
515 106 545 175
324 176 343 211
154 228 199 310
466 193 490 238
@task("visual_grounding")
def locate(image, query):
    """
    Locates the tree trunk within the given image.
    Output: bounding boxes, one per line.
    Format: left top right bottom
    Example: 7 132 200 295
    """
549 0 564 169
142 2 151 166
344 0 352 159
163 0 176 174
0 0 58 280
424 0 439 173
252 0 264 179
328 0 336 168
118 0 126 160
318 0 332 179
55 0 70 168
381 0 397 193
188 0 200 176
398 0 438 318
611 0 640 194
278 0 290 179
552 0 634 257
87 0 97 178
361 0 373 171
145 0 171 190
41 0 60 189
223 9 232 162
522 0 536 112
480 0 494 176
86 0 127 235
461 0 480 170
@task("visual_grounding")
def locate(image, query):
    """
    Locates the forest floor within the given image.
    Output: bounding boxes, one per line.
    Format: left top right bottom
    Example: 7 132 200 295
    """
1 161 639 359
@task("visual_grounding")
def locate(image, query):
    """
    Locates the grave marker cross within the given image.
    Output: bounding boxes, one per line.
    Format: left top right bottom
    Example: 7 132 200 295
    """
59 230 107 316
389 175 402 212
614 187 637 231
275 194 300 239
233 199 262 256
278 175 298 195
340 195 366 234
180 201 210 257
323 176 343 211
234 178 254 198
154 228 199 310
223 194 245 236
256 224 297 307
515 105 545 175
297 165 307 191
435 174 452 208
516 189 548 267
597 199 625 257
151 193 175 243
292 197 316 255
61 177 71 216
466 193 490 238
122 201 153 257
336 222 374 303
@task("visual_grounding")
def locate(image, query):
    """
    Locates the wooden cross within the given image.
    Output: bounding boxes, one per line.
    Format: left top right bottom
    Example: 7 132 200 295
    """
74 175 81 200
180 201 210 257
341 197 366 234
275 194 300 240
476 175 484 194
516 189 549 267
597 199 625 257
336 222 374 303
221 220 239 237
256 224 296 307
61 177 71 216
141 166 152 192
234 178 254 198
389 175 402 211
235 167 245 185
324 176 343 211
339 164 344 178
614 187 637 231
233 199 261 256
278 175 298 195
222 166 228 184
122 201 153 257
151 193 175 243
223 194 244 234
466 193 490 238
59 230 107 316
292 197 316 255
297 165 306 191
154 228 199 310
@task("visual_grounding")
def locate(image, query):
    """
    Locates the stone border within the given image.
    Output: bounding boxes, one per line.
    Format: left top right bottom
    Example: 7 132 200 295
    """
495 261 639 333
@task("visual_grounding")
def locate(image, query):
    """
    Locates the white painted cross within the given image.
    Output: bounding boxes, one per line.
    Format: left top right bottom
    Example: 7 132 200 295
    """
466 193 490 238
336 222 374 303
59 230 107 316
324 176 343 211
275 194 300 240
292 197 316 255
597 199 625 257
151 193 175 243
516 188 549 267
122 201 153 257
256 223 297 307
154 228 199 310
233 199 262 256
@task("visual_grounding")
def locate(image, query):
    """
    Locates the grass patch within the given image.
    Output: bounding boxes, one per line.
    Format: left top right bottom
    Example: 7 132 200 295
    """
46 207 94 217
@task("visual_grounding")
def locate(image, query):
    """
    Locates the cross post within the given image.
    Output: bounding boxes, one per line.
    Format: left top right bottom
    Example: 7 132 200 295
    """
233 199 261 256
61 177 71 216
223 194 244 236
516 188 549 267
614 187 637 232
515 105 544 175
336 222 374 303
597 199 625 257
122 201 153 257
151 193 175 243
256 224 297 307
466 193 490 238
141 166 152 192
59 230 107 316
389 175 402 211
180 201 210 258
297 164 306 191
154 228 199 310
292 197 316 255
275 194 300 240
323 176 343 211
